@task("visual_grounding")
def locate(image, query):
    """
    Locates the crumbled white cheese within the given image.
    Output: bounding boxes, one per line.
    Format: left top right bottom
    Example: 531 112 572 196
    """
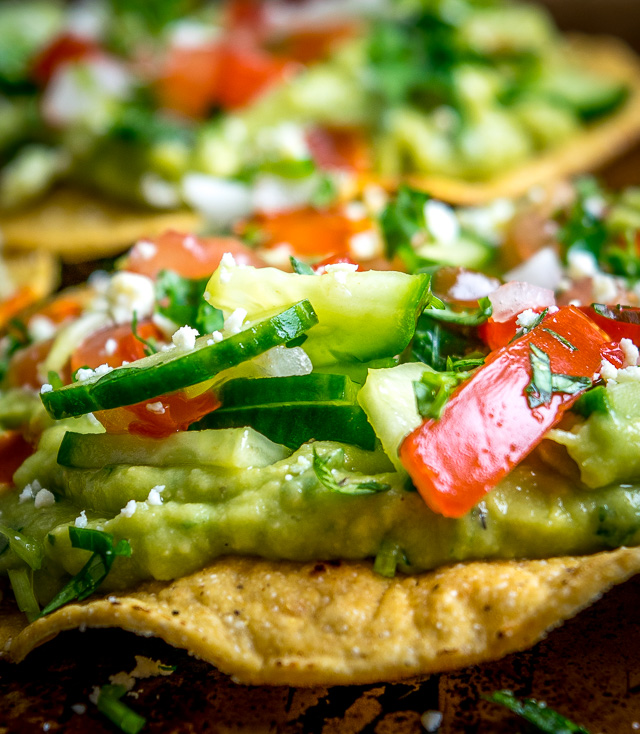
133 240 157 260
567 250 598 280
28 315 56 342
34 488 55 509
141 173 179 209
592 273 619 304
40 383 53 394
106 271 156 325
621 338 640 368
172 325 199 351
362 184 388 215
600 358 619 382
421 709 443 732
324 262 358 274
74 510 88 528
182 174 253 225
206 331 224 346
516 309 540 329
344 201 367 221
146 401 166 415
147 486 164 506
18 486 34 504
104 338 118 356
583 195 606 219
120 500 137 518
348 230 381 260
71 704 87 716
224 308 247 335
75 363 114 382
424 200 459 245
259 242 293 268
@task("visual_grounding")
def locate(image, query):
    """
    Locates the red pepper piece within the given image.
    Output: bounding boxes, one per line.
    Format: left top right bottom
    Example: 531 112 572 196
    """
580 304 640 344
400 306 611 518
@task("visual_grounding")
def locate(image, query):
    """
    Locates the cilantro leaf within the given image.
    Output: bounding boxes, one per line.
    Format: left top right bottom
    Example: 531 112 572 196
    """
312 448 391 496
379 185 430 271
290 256 315 275
131 311 157 356
526 344 591 409
413 368 472 420
155 270 224 335
486 690 590 734
39 528 131 616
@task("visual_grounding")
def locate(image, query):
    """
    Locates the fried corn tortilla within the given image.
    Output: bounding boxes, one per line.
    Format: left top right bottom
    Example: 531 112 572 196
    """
0 188 203 262
386 36 640 205
2 549 640 686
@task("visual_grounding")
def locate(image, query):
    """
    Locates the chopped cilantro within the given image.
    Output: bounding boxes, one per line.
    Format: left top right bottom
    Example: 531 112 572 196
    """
39 528 131 617
542 328 577 351
526 344 591 409
155 270 224 335
485 690 590 734
131 311 158 356
290 256 315 275
312 448 391 496
379 185 430 272
413 369 471 420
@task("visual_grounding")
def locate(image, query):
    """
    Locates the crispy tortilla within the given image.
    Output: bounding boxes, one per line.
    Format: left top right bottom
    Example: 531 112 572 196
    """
0 187 203 263
2 548 640 686
381 36 640 205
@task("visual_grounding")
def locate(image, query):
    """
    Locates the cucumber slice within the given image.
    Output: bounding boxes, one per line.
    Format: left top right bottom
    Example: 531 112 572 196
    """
415 234 494 270
195 403 377 451
358 362 432 471
219 374 359 408
41 300 318 420
205 264 431 366
57 427 290 469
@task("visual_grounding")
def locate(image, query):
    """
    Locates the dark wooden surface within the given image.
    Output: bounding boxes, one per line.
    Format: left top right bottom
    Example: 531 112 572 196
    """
2 574 640 733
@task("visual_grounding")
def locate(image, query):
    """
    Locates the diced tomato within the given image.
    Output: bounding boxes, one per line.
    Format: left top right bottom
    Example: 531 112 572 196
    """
225 0 267 41
216 42 294 110
0 431 35 486
274 25 360 63
6 338 66 390
123 230 264 279
32 34 100 85
0 287 38 330
71 321 165 374
248 206 372 258
400 307 611 518
94 389 220 437
156 42 221 119
580 304 640 345
306 127 371 173
34 291 86 326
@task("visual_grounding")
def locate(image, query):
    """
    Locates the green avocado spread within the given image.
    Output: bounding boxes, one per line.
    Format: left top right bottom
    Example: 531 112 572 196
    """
2 378 640 603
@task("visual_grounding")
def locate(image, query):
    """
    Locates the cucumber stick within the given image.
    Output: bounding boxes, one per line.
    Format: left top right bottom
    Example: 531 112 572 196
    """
205 264 431 366
58 427 291 469
218 374 360 408
41 300 318 419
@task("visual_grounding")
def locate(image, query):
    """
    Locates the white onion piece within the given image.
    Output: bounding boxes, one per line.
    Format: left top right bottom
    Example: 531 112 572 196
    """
488 281 556 323
504 246 564 291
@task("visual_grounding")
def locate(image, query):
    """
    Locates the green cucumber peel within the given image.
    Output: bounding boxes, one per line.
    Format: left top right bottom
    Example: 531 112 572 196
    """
41 300 318 419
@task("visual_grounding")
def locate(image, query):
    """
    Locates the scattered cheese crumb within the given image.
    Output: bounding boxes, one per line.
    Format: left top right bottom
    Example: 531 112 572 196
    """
120 500 137 518
75 510 88 528
34 488 55 509
18 486 34 504
516 309 540 329
147 486 164 506
567 250 598 280
71 704 86 715
146 401 166 415
224 308 247 335
219 251 237 283
344 201 367 221
40 383 53 394
592 273 619 304
349 230 380 260
621 338 639 368
421 709 443 732
172 325 199 350
133 240 157 260
449 271 499 301
75 363 114 382
104 338 118 356
424 200 459 245
28 315 56 342
106 271 156 325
